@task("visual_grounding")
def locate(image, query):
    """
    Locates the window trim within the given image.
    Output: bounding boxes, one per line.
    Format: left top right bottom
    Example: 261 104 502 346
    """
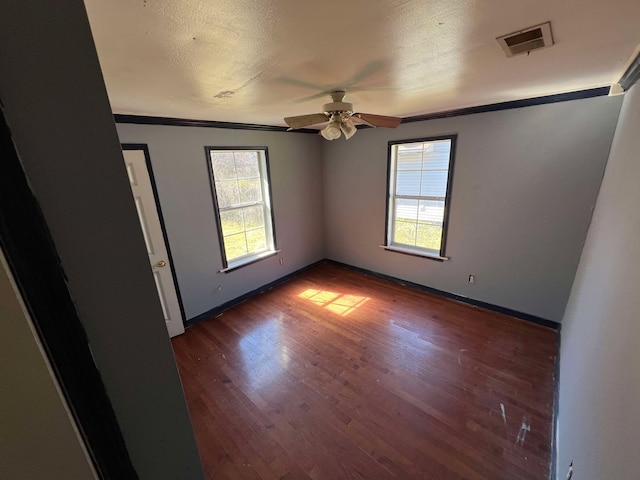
205 146 278 272
384 134 457 260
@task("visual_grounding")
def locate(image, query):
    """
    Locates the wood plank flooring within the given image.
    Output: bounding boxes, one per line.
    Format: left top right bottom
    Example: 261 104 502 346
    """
172 263 557 480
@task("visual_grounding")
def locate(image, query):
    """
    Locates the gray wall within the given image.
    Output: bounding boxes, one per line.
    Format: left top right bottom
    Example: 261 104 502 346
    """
0 251 97 480
116 124 324 319
0 1 202 478
323 96 622 322
557 83 640 478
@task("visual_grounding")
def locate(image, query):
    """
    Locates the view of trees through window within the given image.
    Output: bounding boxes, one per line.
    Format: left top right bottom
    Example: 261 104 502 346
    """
209 149 275 266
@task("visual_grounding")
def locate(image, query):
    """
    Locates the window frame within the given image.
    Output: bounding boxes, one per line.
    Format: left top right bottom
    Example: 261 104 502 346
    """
205 146 278 272
384 134 457 261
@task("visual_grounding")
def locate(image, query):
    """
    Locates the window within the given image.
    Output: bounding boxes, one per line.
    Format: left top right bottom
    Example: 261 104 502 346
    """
206 147 277 271
385 135 456 260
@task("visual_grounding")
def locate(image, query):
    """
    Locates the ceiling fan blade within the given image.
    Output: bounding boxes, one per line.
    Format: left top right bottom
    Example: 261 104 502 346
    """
354 113 402 129
347 86 395 94
351 115 374 127
284 113 328 129
293 90 336 104
274 76 329 91
347 59 388 85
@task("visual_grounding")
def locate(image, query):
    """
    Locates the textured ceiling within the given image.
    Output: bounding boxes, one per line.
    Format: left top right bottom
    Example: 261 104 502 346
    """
84 0 640 127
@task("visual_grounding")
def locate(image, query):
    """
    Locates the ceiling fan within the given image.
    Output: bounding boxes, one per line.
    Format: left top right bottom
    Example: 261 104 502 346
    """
284 90 402 140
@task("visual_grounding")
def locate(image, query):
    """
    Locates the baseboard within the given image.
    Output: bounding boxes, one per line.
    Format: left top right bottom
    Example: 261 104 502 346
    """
186 259 325 326
187 257 560 331
325 259 561 330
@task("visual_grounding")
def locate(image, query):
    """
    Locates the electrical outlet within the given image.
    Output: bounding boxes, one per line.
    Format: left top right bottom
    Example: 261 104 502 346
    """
468 274 476 284
279 257 284 265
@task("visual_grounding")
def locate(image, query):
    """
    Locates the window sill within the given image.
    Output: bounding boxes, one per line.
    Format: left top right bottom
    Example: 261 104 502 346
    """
380 245 449 262
219 249 281 273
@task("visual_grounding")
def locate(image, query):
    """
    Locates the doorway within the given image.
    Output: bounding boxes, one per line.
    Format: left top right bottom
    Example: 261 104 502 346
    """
121 145 185 337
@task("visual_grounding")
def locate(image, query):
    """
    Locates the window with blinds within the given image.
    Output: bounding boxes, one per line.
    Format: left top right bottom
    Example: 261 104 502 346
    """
386 136 456 259
207 148 277 270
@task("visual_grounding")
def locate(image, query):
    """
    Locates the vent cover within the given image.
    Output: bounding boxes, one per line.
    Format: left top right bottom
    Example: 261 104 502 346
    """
497 22 553 57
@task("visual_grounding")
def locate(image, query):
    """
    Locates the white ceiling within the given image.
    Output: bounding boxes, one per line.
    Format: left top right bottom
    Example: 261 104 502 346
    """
84 0 640 127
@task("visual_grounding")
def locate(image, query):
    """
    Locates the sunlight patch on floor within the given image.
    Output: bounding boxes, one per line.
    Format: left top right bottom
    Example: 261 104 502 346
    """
298 288 370 317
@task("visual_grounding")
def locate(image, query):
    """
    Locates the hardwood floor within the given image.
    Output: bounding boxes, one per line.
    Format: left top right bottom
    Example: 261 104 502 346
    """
172 263 557 480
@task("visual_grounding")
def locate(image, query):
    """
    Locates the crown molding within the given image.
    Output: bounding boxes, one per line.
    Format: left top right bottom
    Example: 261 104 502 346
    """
114 87 611 133
618 48 640 91
113 114 318 134
401 86 610 124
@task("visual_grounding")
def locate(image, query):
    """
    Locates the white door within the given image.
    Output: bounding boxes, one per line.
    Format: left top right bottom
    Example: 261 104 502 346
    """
122 148 185 338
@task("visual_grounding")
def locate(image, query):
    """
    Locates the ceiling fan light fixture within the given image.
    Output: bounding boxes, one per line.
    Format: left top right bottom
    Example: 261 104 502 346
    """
320 119 342 140
340 117 357 140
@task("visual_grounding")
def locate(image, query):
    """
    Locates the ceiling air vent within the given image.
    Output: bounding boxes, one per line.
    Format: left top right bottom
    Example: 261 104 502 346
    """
497 22 553 57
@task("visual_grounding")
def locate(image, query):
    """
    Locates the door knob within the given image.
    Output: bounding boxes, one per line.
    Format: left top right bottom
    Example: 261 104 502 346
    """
155 260 167 268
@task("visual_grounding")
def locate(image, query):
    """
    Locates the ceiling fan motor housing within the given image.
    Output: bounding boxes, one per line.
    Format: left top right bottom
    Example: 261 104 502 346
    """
322 101 353 114
323 90 352 115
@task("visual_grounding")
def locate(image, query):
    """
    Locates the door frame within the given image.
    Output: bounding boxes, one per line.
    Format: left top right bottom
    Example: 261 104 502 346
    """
121 143 187 329
1 109 137 478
